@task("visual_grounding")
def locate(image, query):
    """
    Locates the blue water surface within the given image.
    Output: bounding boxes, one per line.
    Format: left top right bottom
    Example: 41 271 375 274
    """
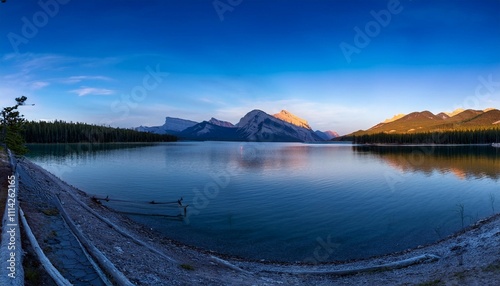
26 142 500 262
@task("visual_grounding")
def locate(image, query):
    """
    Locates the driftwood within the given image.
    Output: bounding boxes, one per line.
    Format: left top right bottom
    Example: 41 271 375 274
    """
63 191 178 264
92 195 184 206
267 254 441 276
210 255 253 275
52 195 134 286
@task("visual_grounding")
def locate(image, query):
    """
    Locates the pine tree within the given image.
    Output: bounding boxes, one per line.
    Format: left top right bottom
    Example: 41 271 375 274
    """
1 96 31 155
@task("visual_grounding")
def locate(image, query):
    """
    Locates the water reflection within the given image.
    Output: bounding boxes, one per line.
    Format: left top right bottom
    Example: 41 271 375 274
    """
232 143 335 171
27 143 158 159
24 142 500 262
352 145 500 180
26 143 161 176
236 143 311 170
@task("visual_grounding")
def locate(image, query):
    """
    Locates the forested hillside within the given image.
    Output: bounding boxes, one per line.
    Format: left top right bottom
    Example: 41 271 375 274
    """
343 109 500 144
347 128 500 144
352 109 500 136
23 120 177 143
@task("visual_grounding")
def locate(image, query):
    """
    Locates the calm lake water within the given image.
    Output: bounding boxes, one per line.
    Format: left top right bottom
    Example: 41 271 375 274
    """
26 142 500 262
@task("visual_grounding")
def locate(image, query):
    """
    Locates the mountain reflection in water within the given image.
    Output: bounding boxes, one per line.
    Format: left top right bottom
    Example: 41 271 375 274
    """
352 145 500 180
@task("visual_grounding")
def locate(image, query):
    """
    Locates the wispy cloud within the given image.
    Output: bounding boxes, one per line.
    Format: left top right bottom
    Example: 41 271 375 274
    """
2 53 74 73
2 53 121 74
31 81 50 90
70 87 115 96
61 75 113 84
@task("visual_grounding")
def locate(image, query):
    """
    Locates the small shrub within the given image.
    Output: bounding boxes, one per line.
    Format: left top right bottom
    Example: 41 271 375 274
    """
41 208 59 216
453 271 466 280
24 267 41 285
180 264 195 271
42 246 52 253
483 260 500 273
48 230 57 238
416 279 444 286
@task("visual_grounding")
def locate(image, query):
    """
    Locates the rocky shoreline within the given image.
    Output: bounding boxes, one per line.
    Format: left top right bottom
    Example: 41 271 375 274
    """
14 157 500 285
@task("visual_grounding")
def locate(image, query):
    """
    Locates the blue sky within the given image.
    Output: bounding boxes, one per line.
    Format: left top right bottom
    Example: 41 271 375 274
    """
1 0 499 135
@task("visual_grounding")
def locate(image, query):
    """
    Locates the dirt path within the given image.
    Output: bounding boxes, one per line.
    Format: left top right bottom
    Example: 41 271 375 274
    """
13 157 500 285
18 164 109 285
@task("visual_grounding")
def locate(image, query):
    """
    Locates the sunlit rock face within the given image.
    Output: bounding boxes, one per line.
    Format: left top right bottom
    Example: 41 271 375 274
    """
273 110 312 130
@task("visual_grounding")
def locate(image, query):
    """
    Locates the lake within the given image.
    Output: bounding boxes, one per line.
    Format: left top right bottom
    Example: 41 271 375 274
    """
26 142 500 262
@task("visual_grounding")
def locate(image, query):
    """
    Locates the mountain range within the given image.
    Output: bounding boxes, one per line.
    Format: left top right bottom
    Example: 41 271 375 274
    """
351 108 500 136
136 110 338 142
136 108 499 142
